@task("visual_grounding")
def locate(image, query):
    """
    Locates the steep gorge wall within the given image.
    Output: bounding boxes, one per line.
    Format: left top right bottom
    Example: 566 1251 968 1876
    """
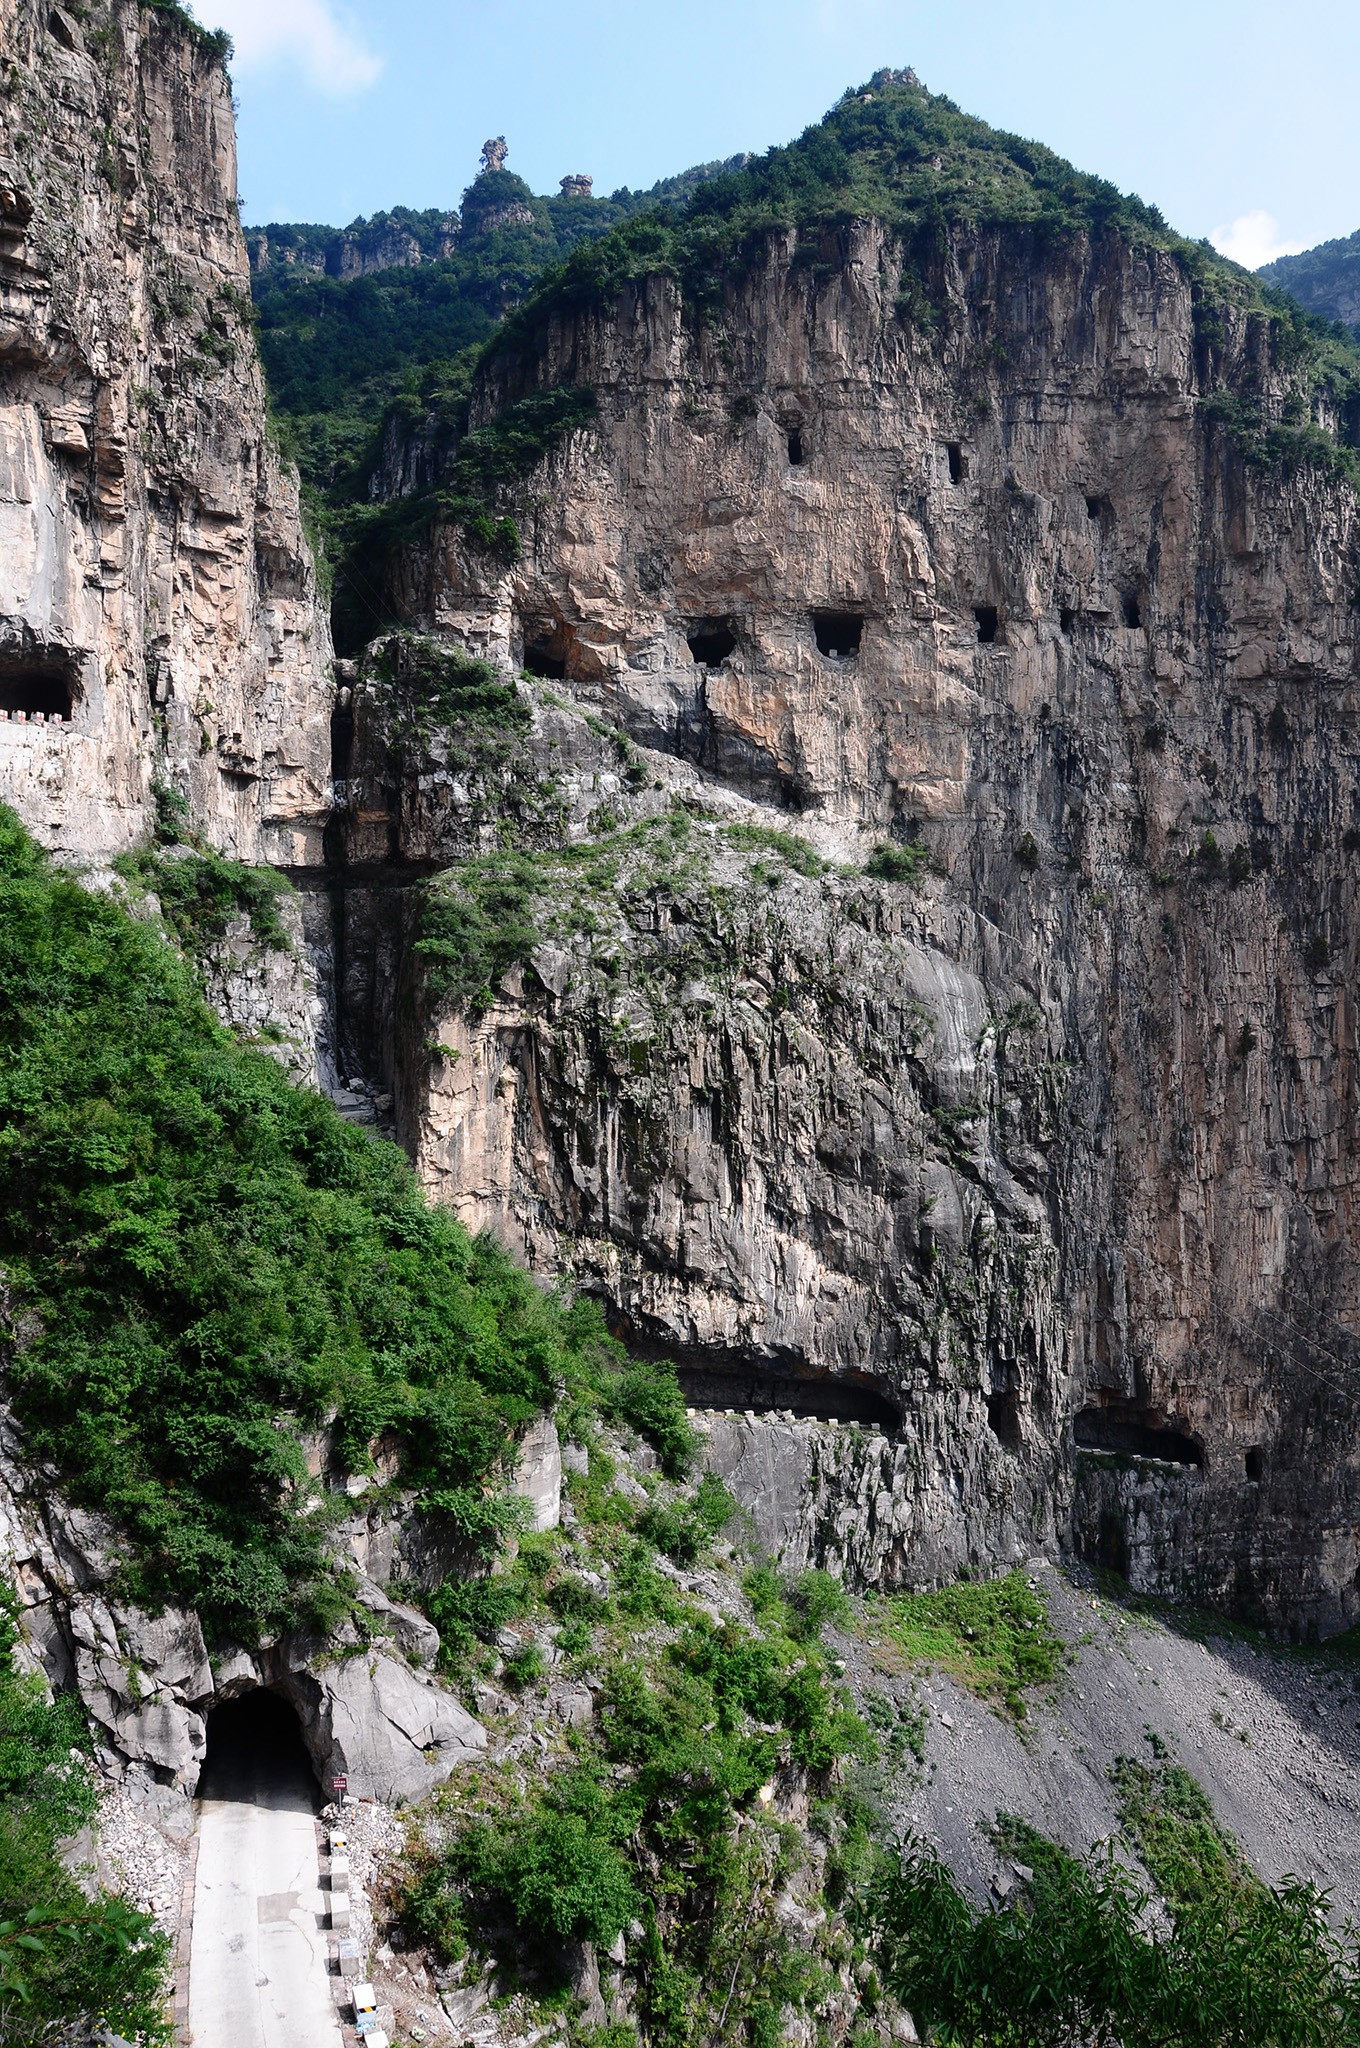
371 217 1360 1632
0 0 331 864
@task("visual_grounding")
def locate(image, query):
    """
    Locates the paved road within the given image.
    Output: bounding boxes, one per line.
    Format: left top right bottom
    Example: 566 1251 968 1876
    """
188 1696 342 2048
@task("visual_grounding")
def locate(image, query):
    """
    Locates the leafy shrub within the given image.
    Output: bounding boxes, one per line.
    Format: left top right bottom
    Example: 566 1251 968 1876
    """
865 841 929 884
141 0 232 63
725 823 827 877
501 1643 547 1689
423 1575 528 1669
1198 829 1225 873
606 1358 695 1478
862 1803 1360 2047
122 843 294 956
0 808 616 1643
402 1571 870 2039
638 1472 738 1563
1201 388 1360 487
371 633 529 756
415 853 541 1011
438 1788 640 1951
786 1568 851 1641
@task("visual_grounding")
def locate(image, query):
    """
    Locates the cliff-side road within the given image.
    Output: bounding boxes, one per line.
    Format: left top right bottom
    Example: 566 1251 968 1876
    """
188 1702 341 2048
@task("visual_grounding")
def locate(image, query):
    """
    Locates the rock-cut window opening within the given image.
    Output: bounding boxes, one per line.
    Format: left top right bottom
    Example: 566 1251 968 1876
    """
199 1687 321 1807
946 442 965 484
0 654 77 721
787 428 806 466
1122 591 1143 629
974 605 999 644
812 613 863 660
523 641 567 681
687 622 738 667
986 1387 1023 1448
1245 1446 1264 1482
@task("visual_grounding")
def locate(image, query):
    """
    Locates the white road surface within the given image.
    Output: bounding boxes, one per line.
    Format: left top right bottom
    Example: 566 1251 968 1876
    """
188 1703 342 2048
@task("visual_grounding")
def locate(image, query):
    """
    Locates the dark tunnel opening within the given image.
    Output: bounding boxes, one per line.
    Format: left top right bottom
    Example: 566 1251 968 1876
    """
330 700 354 781
199 1688 321 1808
523 641 567 680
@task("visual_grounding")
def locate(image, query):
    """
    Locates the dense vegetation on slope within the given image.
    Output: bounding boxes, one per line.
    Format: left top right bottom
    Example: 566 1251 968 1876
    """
1261 229 1360 336
391 1462 1360 2048
490 66 1302 355
251 156 747 605
865 1809 1360 2045
0 807 649 1645
252 172 622 509
0 1601 169 2042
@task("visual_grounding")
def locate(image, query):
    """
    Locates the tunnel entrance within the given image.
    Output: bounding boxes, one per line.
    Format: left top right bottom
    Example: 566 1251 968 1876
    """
523 641 567 680
199 1688 321 1809
679 1362 900 1430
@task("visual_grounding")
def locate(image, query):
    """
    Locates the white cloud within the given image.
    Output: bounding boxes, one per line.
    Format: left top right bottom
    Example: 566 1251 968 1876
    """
1209 209 1306 271
198 0 382 95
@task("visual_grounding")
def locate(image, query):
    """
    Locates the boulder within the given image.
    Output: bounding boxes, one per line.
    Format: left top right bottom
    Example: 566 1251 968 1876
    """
285 1652 486 1804
512 1413 562 1533
113 1603 212 1701
353 1578 440 1670
111 1699 206 1786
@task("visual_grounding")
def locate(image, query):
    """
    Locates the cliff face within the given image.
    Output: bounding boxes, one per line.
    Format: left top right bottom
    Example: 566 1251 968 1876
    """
0 0 331 863
372 216 1360 1631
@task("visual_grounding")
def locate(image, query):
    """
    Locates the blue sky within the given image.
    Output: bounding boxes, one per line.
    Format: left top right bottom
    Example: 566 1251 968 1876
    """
199 0 1360 266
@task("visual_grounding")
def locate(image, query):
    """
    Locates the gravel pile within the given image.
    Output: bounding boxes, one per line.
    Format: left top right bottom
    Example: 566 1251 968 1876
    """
96 1779 192 1935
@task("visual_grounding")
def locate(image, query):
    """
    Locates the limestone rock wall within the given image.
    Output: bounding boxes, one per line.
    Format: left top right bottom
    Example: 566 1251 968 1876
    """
0 0 332 864
372 222 1360 1631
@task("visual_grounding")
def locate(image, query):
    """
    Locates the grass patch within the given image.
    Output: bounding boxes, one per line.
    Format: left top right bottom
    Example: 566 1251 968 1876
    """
873 1568 1063 1717
723 822 828 878
1112 1748 1253 1909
